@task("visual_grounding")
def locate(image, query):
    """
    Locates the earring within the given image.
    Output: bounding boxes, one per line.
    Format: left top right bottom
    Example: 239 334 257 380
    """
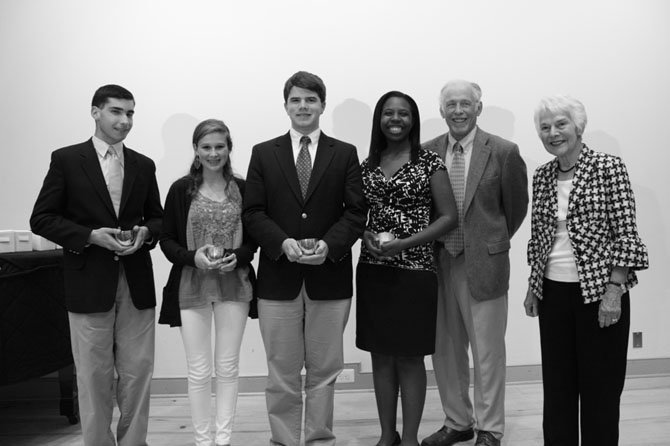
194 155 201 169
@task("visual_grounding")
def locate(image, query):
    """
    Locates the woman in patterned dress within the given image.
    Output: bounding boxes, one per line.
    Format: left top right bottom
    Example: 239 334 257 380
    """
356 91 457 446
158 119 256 446
524 96 648 445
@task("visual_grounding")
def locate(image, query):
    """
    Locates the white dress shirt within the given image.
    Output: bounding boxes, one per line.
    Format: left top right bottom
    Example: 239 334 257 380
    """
446 127 477 181
289 128 320 165
92 135 124 185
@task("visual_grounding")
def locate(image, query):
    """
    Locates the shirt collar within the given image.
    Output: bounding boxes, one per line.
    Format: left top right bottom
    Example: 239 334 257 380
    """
92 135 123 159
289 128 321 146
448 126 477 154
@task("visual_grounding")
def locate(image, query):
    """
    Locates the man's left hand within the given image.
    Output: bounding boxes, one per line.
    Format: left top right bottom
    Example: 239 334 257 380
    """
116 225 150 256
297 240 329 265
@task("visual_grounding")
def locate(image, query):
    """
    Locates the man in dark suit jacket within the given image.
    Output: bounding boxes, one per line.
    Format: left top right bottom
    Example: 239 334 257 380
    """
243 71 366 446
421 80 528 446
30 85 163 446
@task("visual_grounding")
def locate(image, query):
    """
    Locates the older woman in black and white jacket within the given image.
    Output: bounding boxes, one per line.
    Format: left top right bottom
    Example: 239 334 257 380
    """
524 95 648 446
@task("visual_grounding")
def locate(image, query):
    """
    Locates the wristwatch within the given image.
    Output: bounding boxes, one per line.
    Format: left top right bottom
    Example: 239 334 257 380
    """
607 280 626 293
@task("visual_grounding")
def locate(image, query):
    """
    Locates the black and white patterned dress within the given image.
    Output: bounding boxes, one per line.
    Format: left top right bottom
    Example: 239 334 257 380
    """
356 149 446 356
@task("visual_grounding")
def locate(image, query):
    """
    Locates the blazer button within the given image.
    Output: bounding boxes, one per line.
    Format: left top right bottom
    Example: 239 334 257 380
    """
301 213 307 219
113 255 119 261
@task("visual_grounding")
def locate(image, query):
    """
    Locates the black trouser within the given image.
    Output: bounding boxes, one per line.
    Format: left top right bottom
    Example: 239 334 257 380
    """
539 278 630 446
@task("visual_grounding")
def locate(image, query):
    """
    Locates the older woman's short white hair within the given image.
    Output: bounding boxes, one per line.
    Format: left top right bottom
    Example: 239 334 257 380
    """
534 95 588 136
439 80 482 115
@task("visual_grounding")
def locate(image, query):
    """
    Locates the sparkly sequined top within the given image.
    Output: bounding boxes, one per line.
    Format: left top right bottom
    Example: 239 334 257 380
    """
178 182 253 308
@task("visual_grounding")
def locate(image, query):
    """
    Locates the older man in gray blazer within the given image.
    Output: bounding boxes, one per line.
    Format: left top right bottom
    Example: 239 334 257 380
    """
421 80 528 446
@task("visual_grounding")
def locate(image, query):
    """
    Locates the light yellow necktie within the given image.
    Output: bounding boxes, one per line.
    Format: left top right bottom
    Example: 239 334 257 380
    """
107 146 123 216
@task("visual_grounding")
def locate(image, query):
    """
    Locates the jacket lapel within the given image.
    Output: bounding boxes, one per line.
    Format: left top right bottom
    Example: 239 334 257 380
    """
423 133 449 162
273 133 303 203
304 133 336 203
463 128 491 215
434 133 449 162
547 158 559 228
120 146 138 216
568 144 590 217
80 140 117 218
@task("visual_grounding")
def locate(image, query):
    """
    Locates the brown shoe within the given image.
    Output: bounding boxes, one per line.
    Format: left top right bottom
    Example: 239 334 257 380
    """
474 431 500 446
421 426 475 446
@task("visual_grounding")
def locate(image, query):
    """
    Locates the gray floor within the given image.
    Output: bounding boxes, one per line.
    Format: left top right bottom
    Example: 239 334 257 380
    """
1 376 669 445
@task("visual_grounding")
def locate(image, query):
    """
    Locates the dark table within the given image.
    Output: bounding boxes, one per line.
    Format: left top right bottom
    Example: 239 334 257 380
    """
0 250 78 423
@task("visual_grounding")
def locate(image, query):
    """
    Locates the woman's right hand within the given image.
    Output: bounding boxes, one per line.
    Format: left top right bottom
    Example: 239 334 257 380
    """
363 230 384 259
194 245 221 270
524 287 539 317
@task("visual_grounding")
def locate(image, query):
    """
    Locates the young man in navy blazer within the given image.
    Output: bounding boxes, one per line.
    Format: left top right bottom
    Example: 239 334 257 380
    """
244 71 366 446
31 85 163 446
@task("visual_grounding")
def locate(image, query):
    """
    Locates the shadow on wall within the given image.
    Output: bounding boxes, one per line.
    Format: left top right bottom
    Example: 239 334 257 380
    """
331 98 372 162
158 113 200 194
421 105 517 147
330 101 521 156
489 105 542 177
480 106 515 142
422 118 445 143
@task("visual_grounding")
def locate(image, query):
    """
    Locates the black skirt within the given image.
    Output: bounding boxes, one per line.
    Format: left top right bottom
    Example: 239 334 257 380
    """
356 262 437 356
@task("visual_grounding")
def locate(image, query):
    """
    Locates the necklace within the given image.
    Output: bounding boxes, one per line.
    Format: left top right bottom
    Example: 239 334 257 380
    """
557 163 576 173
200 181 228 202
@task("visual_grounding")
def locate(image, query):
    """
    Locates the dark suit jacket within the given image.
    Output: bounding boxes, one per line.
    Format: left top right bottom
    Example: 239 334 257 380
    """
423 128 528 301
30 139 163 313
243 132 366 301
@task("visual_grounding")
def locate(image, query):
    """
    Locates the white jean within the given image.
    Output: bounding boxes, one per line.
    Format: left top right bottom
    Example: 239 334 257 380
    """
180 301 249 446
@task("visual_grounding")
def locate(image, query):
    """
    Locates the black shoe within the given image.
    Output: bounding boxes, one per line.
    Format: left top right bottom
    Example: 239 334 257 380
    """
474 431 500 446
421 426 475 446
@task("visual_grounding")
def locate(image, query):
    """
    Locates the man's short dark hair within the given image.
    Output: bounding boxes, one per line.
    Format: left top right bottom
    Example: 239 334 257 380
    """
283 71 326 104
91 84 135 108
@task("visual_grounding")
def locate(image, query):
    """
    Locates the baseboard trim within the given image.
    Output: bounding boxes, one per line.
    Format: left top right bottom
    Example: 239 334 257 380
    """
2 358 668 399
137 357 670 394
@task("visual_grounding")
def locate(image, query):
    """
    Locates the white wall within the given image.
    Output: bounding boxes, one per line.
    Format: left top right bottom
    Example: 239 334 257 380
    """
1 0 668 378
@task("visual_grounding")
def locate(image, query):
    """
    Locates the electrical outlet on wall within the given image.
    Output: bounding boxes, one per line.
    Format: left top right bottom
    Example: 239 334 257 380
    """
633 332 643 348
337 368 355 383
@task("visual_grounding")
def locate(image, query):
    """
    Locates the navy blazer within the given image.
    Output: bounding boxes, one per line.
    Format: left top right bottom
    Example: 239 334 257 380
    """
243 132 366 301
30 139 163 313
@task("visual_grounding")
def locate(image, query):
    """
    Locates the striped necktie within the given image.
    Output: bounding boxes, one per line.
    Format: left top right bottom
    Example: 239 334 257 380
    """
445 142 465 256
296 135 312 198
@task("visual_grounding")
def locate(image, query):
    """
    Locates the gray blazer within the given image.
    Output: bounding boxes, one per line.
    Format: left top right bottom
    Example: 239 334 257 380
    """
423 128 529 301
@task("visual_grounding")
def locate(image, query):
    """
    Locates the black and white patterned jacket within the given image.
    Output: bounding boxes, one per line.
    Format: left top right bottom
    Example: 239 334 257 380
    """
527 145 648 303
